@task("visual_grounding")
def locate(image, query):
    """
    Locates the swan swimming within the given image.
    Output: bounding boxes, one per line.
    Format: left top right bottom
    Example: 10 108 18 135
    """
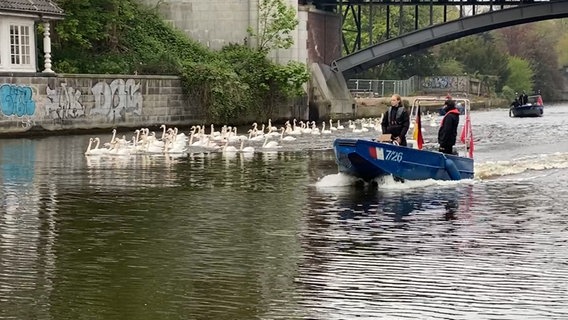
262 136 281 149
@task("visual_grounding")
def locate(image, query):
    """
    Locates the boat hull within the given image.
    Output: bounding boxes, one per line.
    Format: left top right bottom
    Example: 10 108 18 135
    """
509 104 543 117
333 138 474 182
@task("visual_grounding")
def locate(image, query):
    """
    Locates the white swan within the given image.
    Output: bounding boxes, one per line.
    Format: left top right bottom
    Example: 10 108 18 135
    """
173 127 188 143
352 122 363 133
239 139 255 153
250 129 265 142
84 138 94 155
280 127 297 141
329 119 338 131
301 121 312 134
165 136 188 154
188 126 198 145
110 128 117 144
290 119 303 135
159 124 168 141
209 124 221 137
262 136 281 149
144 139 164 153
267 126 281 138
108 139 131 156
310 121 321 135
321 122 332 134
267 119 278 133
86 137 110 155
222 139 239 153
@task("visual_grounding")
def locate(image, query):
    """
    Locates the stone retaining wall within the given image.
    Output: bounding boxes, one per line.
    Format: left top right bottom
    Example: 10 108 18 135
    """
0 74 312 136
0 74 202 135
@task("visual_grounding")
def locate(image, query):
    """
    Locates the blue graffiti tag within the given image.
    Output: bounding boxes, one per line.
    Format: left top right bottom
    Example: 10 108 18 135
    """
0 84 36 117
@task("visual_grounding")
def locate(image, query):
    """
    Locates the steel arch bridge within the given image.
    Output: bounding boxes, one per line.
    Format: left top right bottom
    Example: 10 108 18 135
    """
311 1 568 76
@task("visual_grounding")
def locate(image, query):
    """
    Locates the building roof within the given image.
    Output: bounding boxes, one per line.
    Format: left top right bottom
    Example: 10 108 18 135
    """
0 0 64 18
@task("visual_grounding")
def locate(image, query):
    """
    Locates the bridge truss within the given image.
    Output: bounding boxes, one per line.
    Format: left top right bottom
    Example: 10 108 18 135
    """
302 0 556 54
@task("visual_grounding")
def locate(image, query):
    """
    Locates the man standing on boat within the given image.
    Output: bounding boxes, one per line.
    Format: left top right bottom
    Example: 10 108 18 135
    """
438 99 460 154
381 94 410 146
519 91 529 105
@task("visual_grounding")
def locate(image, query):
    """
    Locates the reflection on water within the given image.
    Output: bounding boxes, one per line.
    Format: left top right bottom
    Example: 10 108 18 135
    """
299 182 568 319
2 106 568 319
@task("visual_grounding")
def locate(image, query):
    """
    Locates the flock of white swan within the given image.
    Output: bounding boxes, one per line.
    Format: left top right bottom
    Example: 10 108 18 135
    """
84 115 439 157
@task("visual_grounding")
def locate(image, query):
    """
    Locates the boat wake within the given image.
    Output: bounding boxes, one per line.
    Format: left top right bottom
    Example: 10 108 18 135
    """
475 152 568 179
315 173 473 191
317 149 568 188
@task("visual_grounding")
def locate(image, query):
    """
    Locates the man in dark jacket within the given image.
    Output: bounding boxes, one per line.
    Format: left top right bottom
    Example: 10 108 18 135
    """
381 94 410 146
438 99 460 154
519 91 529 105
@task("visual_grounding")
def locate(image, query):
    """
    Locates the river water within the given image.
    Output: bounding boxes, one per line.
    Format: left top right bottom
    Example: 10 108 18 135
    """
1 104 568 319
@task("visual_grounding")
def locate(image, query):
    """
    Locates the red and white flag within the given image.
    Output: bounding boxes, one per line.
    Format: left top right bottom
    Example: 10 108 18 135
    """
460 112 474 158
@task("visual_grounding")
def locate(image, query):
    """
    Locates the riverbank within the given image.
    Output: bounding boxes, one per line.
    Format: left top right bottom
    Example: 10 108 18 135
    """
354 95 509 118
0 91 507 139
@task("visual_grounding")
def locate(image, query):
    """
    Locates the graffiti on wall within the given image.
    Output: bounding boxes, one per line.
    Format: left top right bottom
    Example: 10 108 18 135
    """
0 84 36 117
44 79 143 121
91 79 143 121
45 83 86 119
421 76 468 92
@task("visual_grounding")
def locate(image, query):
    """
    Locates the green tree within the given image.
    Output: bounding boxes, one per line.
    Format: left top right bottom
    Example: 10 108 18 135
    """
494 23 564 99
181 59 250 124
438 34 509 94
501 85 517 101
437 58 465 76
51 0 209 74
247 0 298 53
504 56 534 94
557 33 568 67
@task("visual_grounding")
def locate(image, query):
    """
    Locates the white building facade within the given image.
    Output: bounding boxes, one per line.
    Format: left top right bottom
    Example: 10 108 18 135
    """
0 0 64 73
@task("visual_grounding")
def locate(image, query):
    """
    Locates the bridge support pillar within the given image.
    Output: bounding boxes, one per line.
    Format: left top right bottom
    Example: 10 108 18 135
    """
562 66 568 101
308 63 356 121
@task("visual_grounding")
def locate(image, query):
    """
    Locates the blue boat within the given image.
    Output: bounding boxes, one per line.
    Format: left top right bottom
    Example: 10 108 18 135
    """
334 97 474 182
333 139 474 182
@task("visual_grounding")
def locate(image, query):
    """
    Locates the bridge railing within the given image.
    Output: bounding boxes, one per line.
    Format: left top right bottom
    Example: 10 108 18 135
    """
347 77 419 98
348 75 490 98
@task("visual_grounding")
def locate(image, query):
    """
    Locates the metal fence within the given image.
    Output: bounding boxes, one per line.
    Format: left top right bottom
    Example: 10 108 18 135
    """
347 77 418 97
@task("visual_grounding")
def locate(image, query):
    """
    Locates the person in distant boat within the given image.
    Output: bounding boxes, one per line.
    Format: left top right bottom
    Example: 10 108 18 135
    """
536 91 544 105
518 91 529 105
381 94 410 146
438 99 460 154
511 93 521 108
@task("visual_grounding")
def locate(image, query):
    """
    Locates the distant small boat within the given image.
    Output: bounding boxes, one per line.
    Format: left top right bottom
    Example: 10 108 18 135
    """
509 94 544 118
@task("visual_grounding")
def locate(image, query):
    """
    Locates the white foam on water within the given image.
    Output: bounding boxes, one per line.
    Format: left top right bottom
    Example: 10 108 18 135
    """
315 173 360 187
315 172 475 191
376 175 474 190
475 152 568 180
